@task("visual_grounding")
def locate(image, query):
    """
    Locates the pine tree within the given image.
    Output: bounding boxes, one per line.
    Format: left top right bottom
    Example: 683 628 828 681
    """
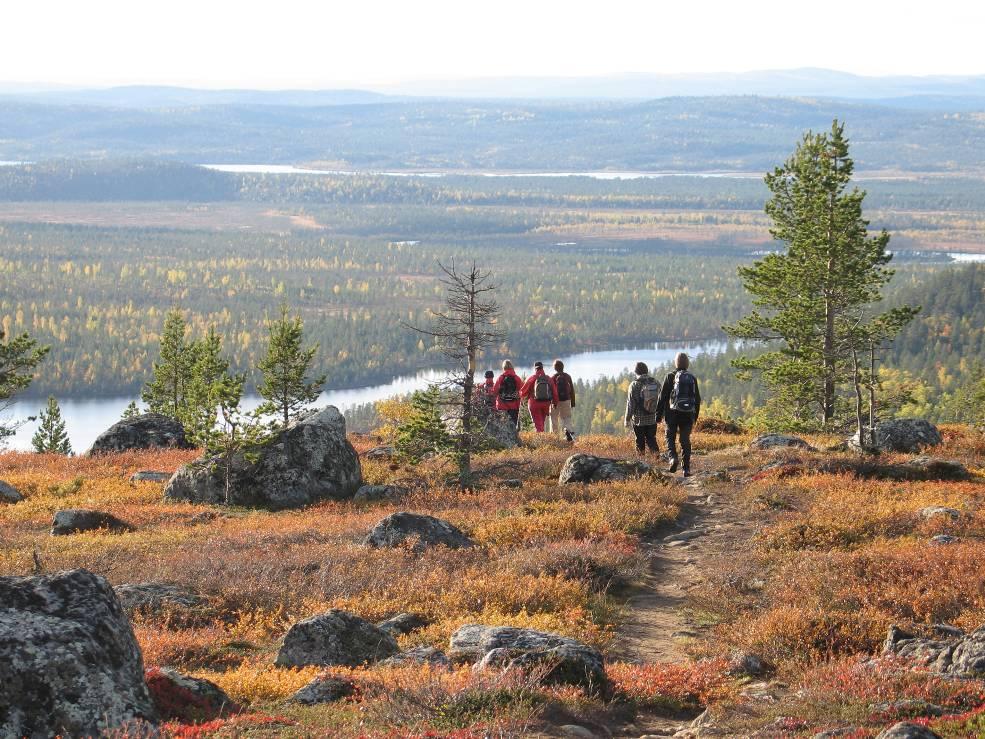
395 385 455 463
142 308 197 420
121 400 141 420
257 306 326 427
183 326 230 442
0 329 50 443
32 396 72 455
724 121 919 430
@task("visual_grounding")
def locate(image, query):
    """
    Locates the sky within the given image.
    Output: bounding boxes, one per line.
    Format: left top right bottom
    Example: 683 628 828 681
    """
5 0 985 89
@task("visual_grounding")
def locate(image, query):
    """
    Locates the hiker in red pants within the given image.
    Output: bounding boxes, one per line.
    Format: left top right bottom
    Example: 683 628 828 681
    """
520 361 557 432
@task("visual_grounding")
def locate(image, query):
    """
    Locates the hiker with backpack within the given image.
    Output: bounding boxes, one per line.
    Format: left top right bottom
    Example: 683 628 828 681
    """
656 352 701 477
481 370 497 408
493 360 523 429
624 361 661 457
548 359 576 441
520 361 558 433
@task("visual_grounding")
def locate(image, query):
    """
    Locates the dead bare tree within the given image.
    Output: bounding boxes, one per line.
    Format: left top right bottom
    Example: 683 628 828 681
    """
405 262 504 490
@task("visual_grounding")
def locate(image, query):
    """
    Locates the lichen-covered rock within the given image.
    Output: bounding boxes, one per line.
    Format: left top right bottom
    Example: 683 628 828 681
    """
380 646 451 667
558 454 652 485
449 624 608 694
51 508 133 535
0 479 23 503
363 445 396 460
749 433 815 451
88 413 192 454
0 569 157 736
129 470 172 483
364 512 475 551
858 419 944 454
114 583 205 616
274 609 399 668
288 675 354 705
354 484 408 503
377 612 428 636
145 667 237 722
164 406 362 509
875 722 941 739
919 506 961 521
477 409 521 450
883 624 985 676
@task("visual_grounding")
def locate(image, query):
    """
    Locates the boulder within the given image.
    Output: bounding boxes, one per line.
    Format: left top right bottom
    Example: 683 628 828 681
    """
288 675 354 705
88 412 192 454
51 508 133 535
380 646 451 667
377 612 428 636
875 723 941 739
858 419 943 454
0 479 23 503
129 470 172 483
144 667 237 722
558 454 653 485
449 624 607 694
749 434 815 451
477 409 521 450
0 569 157 736
502 478 524 489
901 457 969 481
364 512 475 552
883 624 985 676
919 506 961 521
363 445 396 460
815 456 970 482
274 609 399 668
812 729 860 738
114 583 206 616
354 484 408 504
164 406 362 509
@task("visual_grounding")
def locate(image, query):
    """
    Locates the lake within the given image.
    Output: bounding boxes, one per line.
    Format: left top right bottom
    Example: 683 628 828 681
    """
3 340 728 453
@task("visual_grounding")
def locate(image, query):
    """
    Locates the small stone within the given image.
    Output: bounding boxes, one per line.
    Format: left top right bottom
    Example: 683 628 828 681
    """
380 646 450 667
51 509 133 535
930 535 958 545
353 484 409 503
288 676 354 705
129 471 171 483
145 667 237 721
749 433 815 451
870 699 945 717
376 612 428 636
114 583 205 615
875 722 941 739
919 506 960 521
560 726 598 739
363 445 396 460
0 480 24 503
501 478 523 488
364 512 475 551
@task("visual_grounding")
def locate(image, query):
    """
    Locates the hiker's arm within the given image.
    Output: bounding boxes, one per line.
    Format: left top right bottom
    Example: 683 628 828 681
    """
624 383 635 427
694 378 701 422
655 374 672 420
569 376 576 408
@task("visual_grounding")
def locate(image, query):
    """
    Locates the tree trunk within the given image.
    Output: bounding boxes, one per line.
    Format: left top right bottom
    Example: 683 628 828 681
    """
868 343 877 448
852 347 865 449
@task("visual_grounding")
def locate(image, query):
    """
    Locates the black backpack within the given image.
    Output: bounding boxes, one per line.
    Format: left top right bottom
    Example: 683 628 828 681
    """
669 371 697 413
554 373 571 402
498 374 519 403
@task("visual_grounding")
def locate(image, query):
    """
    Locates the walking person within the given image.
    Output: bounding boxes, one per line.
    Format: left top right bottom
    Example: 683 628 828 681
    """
481 370 497 409
548 359 576 441
657 352 701 477
492 360 523 429
624 362 661 457
520 361 557 433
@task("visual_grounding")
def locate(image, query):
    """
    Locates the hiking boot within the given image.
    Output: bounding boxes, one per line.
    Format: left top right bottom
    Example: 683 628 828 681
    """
564 429 574 443
683 468 692 478
667 456 679 473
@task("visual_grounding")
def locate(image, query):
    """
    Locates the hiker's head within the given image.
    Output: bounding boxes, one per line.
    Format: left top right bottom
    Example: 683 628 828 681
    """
502 360 513 371
534 361 544 372
675 353 690 370
634 361 649 376
553 359 564 372
484 370 495 380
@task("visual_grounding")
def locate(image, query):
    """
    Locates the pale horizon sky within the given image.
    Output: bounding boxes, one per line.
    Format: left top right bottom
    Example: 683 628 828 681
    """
4 0 985 89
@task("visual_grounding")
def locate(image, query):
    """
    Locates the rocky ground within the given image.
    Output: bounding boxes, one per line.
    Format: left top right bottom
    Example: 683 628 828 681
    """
1 417 983 737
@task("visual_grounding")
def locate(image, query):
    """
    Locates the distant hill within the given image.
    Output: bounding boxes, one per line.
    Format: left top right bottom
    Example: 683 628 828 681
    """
0 86 393 108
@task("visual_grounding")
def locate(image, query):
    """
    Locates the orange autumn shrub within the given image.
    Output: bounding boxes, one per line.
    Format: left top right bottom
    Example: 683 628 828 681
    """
608 659 734 710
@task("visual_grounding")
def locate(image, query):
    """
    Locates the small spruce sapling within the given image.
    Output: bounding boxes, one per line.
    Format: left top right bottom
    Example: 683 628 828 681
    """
257 305 326 427
32 395 72 455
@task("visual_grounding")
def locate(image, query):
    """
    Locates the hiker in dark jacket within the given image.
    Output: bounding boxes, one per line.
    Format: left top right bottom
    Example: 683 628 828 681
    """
549 359 576 440
481 370 496 408
520 361 558 433
656 352 701 477
493 360 523 429
624 361 661 457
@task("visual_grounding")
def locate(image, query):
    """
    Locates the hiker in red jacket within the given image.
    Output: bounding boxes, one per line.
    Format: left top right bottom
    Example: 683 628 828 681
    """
492 360 523 430
481 370 497 408
520 361 558 433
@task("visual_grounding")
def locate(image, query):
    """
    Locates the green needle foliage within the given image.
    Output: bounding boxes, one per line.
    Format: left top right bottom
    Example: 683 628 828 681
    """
725 120 919 430
121 400 141 420
142 308 197 420
396 385 455 463
0 329 50 443
257 305 326 427
182 326 230 441
32 396 72 455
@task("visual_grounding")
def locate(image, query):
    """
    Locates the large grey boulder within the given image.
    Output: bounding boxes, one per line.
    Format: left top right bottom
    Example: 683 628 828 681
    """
883 624 985 676
856 419 943 453
476 408 521 449
449 624 608 694
875 723 941 739
164 406 362 509
88 412 192 454
749 433 815 451
274 609 399 668
0 479 23 503
365 512 475 551
51 508 133 535
558 454 652 485
0 569 157 736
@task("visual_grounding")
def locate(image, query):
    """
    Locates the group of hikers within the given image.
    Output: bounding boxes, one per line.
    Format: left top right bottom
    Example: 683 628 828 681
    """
478 352 700 477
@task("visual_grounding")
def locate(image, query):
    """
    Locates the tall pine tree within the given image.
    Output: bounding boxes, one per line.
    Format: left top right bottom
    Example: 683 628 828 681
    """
142 308 198 420
182 326 230 442
725 120 918 430
257 306 326 427
0 329 50 443
32 396 72 454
